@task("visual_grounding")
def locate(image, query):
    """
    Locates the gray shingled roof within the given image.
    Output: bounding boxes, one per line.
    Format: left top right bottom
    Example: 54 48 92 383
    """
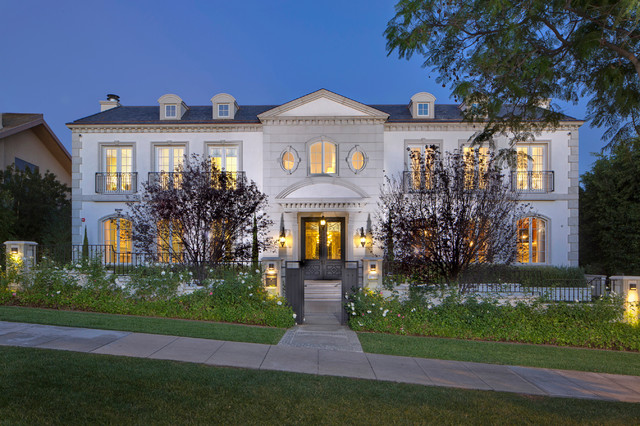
69 103 579 125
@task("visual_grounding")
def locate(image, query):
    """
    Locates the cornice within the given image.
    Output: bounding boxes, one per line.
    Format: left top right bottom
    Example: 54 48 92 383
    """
67 123 262 133
384 121 583 132
276 200 368 211
261 117 387 126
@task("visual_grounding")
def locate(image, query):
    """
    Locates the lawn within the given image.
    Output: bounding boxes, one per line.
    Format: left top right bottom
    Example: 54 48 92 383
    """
1 346 639 425
358 332 640 376
0 306 285 345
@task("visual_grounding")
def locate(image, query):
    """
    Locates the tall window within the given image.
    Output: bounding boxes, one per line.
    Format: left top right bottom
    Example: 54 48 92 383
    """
104 147 133 192
103 217 132 263
517 217 546 263
156 146 184 188
208 146 238 172
310 141 336 174
463 146 489 189
157 220 183 263
408 145 437 190
516 145 547 191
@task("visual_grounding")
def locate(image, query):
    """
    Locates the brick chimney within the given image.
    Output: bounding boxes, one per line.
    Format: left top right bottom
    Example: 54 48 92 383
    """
100 94 121 112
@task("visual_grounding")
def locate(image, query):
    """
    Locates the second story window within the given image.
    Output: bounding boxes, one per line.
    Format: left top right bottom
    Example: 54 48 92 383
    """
97 146 136 193
165 105 177 118
514 145 553 192
208 146 238 172
153 146 184 189
218 104 230 117
417 103 429 116
463 146 489 189
309 141 336 175
406 145 438 191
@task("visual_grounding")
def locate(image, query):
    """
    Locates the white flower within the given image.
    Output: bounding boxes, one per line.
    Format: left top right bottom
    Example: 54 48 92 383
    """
249 293 253 297
411 307 416 312
241 279 245 284
382 309 389 317
352 312 356 316
277 301 282 305
56 290 61 294
372 303 375 306
255 269 260 273
161 271 166 276
293 313 297 319
189 271 193 276
367 310 371 314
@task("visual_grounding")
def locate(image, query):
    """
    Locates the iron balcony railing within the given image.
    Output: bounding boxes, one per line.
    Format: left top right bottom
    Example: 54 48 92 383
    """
95 172 138 194
147 171 246 190
402 171 434 192
510 171 554 193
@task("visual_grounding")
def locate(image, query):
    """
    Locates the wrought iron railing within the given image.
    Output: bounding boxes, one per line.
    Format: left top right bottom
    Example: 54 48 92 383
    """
95 172 138 194
510 171 554 193
147 171 246 190
402 171 434 192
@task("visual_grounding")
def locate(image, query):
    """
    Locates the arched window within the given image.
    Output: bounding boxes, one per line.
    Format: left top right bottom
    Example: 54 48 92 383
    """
157 220 183 263
309 141 336 175
517 217 547 263
103 217 132 263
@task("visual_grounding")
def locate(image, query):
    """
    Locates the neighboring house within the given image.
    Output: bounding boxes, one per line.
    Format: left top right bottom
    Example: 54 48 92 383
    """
0 113 71 185
68 90 582 293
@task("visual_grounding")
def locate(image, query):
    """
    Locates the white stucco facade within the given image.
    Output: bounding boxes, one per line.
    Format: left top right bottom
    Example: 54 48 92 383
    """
68 89 582 292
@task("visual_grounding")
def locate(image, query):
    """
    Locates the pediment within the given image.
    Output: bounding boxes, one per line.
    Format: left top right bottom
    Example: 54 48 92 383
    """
258 89 389 120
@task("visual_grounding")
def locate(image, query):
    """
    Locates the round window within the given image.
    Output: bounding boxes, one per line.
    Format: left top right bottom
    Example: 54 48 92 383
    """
347 145 367 174
280 147 299 174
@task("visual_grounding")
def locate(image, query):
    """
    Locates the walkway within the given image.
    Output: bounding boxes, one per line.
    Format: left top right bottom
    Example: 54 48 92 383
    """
1 321 639 403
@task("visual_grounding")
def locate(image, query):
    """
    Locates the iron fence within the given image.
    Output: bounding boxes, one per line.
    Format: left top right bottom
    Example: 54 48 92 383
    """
510 171 555 193
95 172 138 194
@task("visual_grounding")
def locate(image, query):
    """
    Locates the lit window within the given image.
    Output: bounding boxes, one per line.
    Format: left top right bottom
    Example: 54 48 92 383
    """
165 105 177 118
218 104 230 117
103 217 132 263
463 146 489 189
348 145 367 174
407 145 438 190
516 145 548 191
309 141 336 174
103 147 133 193
517 217 546 263
155 146 184 189
417 103 429 116
157 220 183 263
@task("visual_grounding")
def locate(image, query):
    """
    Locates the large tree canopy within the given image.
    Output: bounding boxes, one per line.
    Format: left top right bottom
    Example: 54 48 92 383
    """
580 140 640 275
386 0 640 147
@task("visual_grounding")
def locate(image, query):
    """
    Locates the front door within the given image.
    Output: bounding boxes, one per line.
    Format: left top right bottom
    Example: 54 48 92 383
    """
302 217 344 279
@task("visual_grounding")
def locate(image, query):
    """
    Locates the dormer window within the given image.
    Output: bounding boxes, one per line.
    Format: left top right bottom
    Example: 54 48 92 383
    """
218 104 230 118
158 94 188 120
417 103 429 117
165 105 177 118
409 92 436 119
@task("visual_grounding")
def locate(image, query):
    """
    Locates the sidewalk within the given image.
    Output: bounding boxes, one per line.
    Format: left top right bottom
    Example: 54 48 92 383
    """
1 320 639 403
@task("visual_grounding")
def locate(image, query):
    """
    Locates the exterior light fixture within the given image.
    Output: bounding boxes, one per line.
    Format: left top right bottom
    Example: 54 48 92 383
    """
279 231 286 247
320 216 326 226
360 227 366 247
369 263 377 274
267 263 276 275
631 283 637 291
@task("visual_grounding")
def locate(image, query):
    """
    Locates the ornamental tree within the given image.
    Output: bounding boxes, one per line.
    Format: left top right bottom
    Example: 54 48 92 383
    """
376 147 530 288
580 140 640 275
385 0 640 148
127 154 271 279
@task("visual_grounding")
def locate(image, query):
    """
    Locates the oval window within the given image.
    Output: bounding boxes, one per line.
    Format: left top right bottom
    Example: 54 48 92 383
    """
351 151 365 171
282 151 295 171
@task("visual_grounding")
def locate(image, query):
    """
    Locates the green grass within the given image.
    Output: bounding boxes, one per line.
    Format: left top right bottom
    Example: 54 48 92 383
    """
358 332 640 376
0 306 286 345
1 347 639 425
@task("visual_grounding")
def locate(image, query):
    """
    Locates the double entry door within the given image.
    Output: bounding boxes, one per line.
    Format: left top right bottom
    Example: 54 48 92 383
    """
302 217 344 280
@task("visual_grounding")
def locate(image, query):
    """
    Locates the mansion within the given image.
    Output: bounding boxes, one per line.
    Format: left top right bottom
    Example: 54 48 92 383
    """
68 89 581 296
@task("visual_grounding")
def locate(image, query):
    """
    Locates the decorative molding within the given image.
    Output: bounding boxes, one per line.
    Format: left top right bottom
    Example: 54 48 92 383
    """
276 176 370 199
260 117 387 125
276 201 367 211
66 124 262 133
384 122 583 132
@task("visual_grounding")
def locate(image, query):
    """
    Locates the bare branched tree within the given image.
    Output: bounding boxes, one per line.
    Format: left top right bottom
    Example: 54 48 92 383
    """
127 154 271 280
376 147 530 289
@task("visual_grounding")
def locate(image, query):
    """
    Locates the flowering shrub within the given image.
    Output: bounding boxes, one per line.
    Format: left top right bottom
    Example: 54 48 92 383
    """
1 262 295 328
347 287 640 351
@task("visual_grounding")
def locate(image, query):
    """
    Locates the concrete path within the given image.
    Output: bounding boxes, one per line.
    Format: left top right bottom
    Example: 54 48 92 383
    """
278 312 364 352
1 321 640 403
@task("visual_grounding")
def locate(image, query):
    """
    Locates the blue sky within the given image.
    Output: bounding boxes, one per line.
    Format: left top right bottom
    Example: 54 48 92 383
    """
1 0 605 175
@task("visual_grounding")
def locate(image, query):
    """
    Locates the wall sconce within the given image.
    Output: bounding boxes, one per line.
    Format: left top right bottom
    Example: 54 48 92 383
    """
279 230 286 247
631 283 637 291
360 227 366 247
369 263 377 274
11 247 18 254
320 215 326 226
267 263 276 275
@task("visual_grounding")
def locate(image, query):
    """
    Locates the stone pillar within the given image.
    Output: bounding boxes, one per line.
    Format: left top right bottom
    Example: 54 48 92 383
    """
609 276 640 323
262 257 282 296
362 257 382 290
4 241 38 271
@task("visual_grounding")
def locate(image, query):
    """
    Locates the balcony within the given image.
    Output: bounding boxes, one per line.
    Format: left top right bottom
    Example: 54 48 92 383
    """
403 171 434 192
510 171 554 193
148 171 246 190
95 172 138 194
